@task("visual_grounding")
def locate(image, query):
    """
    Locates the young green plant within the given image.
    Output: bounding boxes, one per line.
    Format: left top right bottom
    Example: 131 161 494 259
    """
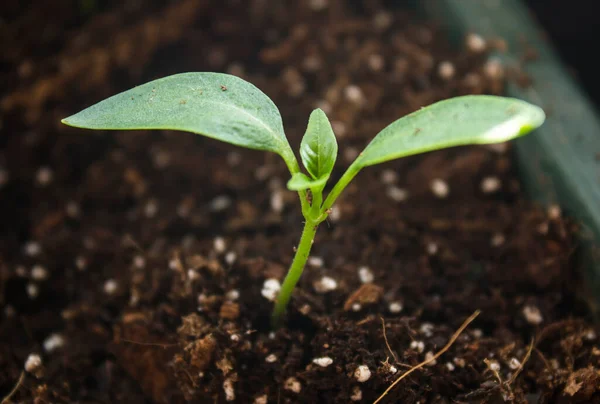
62 72 545 327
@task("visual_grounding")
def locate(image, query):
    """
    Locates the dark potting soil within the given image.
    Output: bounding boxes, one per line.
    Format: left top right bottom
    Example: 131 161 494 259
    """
1 1 599 403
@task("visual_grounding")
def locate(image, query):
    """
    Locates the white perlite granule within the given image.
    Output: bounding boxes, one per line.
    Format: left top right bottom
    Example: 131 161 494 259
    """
43 333 65 353
508 357 521 370
312 357 333 367
24 241 41 257
329 206 341 222
223 377 235 401
386 186 408 202
314 276 338 293
523 305 543 325
484 59 504 79
25 354 42 373
354 365 371 382
26 283 39 299
226 289 240 301
261 279 281 301
284 377 302 393
358 266 374 284
488 360 501 372
427 242 438 255
368 54 385 72
75 256 87 271
144 199 158 218
254 394 268 404
547 204 561 220
308 256 324 267
344 85 364 104
389 301 403 314
380 169 398 185
225 251 237 265
66 201 80 218
36 167 53 186
410 340 425 353
466 33 486 52
425 351 437 366
213 237 226 254
210 195 232 212
103 279 118 295
420 323 434 337
430 178 449 198
31 265 49 281
438 61 455 80
481 176 501 194
309 0 328 11
270 190 284 213
189 269 200 281
133 256 145 269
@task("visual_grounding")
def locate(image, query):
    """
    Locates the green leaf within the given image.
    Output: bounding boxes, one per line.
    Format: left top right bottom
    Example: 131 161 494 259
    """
62 72 297 169
287 172 329 191
354 95 545 168
300 108 338 179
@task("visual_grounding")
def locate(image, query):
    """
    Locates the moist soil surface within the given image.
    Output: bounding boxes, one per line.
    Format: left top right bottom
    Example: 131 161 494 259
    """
1 1 600 403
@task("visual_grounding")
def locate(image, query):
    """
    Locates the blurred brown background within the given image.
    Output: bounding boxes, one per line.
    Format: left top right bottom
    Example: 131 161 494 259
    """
524 0 600 108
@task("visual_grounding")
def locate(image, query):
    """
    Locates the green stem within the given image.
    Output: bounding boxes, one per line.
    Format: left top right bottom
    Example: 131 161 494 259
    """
310 188 323 218
282 150 310 217
271 218 319 327
322 163 360 212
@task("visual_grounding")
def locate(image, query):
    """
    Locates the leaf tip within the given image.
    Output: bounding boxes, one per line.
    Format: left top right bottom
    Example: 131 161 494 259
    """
60 113 93 129
531 104 546 126
287 172 329 191
285 180 298 191
517 103 546 137
311 107 328 119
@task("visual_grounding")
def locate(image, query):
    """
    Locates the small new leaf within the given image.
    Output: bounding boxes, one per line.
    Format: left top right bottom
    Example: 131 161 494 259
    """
62 72 298 171
300 109 338 180
287 172 329 191
354 95 545 168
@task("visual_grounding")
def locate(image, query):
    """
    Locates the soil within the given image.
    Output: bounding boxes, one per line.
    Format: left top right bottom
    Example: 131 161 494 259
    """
1 1 599 403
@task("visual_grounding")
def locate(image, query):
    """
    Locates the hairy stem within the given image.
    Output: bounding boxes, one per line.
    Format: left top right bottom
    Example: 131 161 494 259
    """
272 218 319 327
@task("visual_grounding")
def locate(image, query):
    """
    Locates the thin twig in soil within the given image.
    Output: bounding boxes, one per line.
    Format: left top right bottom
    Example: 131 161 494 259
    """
122 234 146 253
356 315 375 326
534 347 552 372
507 338 534 386
1 371 25 404
380 317 398 363
373 310 480 404
485 337 535 400
484 358 504 385
536 319 583 345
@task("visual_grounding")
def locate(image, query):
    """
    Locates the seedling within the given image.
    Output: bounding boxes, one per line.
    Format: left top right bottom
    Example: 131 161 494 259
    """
62 72 545 327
